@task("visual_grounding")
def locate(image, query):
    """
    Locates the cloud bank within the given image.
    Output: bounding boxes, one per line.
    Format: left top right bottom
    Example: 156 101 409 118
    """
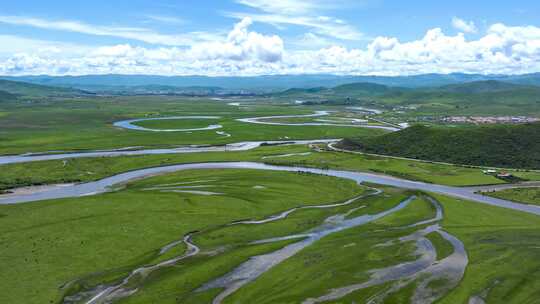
1 18 540 76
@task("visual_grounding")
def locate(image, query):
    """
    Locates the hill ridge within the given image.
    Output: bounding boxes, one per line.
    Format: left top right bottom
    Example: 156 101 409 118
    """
339 124 540 169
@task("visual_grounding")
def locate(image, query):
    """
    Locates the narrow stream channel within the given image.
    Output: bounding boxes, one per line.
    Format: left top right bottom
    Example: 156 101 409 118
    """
63 188 386 303
64 190 467 304
196 196 416 304
304 198 467 304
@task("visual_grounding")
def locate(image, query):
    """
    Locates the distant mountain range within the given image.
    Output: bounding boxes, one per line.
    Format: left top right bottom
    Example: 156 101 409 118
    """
0 89 16 101
2 73 540 92
436 80 539 94
272 80 540 115
1 76 540 111
275 79 540 97
276 82 401 98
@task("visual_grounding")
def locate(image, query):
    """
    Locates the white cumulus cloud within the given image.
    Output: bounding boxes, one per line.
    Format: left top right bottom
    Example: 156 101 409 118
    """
1 21 540 76
189 17 284 62
452 17 478 33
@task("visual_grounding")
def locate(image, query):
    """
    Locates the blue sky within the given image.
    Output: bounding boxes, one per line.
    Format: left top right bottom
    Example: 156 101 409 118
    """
1 0 539 76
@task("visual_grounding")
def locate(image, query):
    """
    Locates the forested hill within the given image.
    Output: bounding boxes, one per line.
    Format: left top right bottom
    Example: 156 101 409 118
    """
0 79 90 98
0 90 16 101
338 123 540 169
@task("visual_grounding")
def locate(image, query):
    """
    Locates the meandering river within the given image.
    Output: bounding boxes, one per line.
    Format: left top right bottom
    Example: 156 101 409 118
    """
0 140 338 165
236 111 400 131
1 162 539 216
113 116 223 132
2 108 533 303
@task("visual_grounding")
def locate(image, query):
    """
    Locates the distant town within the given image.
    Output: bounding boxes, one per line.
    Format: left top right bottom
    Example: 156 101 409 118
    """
442 116 540 124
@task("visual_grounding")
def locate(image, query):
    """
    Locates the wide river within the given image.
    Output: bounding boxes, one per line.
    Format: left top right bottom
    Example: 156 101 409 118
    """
114 110 401 133
1 161 539 216
0 140 338 165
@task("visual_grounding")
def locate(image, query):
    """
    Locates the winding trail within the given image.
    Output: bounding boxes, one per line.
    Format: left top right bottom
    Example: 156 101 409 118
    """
113 116 222 132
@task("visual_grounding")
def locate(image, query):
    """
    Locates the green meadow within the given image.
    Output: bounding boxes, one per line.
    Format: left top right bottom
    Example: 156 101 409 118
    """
2 166 539 303
0 169 365 303
1 93 539 304
132 118 222 130
483 187 540 206
0 97 384 155
435 194 540 304
0 143 509 193
263 148 506 186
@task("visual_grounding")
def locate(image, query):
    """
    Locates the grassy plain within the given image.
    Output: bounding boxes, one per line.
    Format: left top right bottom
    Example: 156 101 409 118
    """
483 187 540 205
215 195 432 304
1 165 539 303
132 118 221 130
0 144 509 192
264 148 506 186
1 89 539 303
435 194 540 304
0 97 384 155
217 194 540 304
0 169 365 304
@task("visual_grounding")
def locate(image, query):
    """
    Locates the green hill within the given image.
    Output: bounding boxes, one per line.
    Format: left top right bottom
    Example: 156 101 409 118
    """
273 80 540 114
438 80 536 94
332 82 395 95
272 82 402 104
0 79 89 97
339 123 540 169
376 81 540 115
277 87 328 96
0 90 16 101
